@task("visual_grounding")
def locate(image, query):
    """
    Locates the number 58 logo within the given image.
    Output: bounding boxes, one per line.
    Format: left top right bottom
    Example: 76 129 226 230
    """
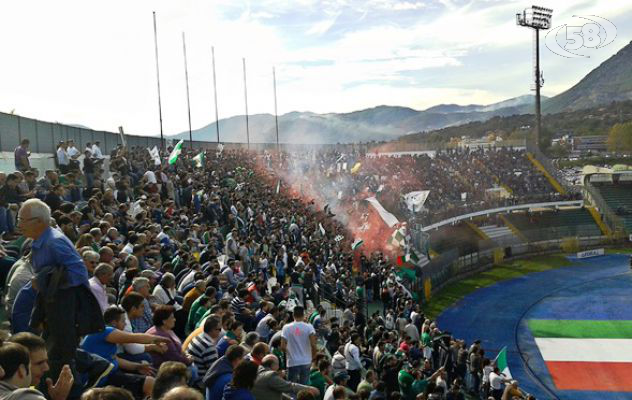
545 15 617 58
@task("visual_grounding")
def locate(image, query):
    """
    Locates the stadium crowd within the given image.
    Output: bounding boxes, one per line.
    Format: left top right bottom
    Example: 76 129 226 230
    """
277 146 579 229
0 139 532 400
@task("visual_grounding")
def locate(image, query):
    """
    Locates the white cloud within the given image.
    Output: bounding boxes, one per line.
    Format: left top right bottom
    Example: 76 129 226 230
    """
0 0 630 138
306 12 342 35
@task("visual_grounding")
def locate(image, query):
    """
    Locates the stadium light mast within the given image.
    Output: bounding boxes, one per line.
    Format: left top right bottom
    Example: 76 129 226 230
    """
517 5 552 149
182 32 193 150
152 12 165 151
211 46 220 144
273 66 280 154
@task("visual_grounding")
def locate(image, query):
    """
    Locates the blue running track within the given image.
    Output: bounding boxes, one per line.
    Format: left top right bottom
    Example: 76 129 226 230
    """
436 254 632 400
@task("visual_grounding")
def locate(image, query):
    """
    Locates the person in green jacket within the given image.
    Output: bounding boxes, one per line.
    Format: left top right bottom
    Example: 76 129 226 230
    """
399 364 444 400
308 359 332 400
187 289 215 333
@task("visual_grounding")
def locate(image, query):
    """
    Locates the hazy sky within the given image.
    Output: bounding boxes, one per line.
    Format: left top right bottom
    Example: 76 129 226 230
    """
1 0 630 137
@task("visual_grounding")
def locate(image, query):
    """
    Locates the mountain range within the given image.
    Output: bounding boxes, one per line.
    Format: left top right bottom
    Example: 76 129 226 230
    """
172 40 632 144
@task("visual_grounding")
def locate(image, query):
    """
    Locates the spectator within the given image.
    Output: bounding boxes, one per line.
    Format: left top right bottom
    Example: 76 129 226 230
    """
151 361 190 399
216 320 244 358
80 306 166 399
281 306 317 385
0 341 73 400
14 139 31 172
56 142 70 174
203 344 245 400
145 306 192 369
186 316 221 377
18 199 104 387
253 354 318 400
90 263 114 313
221 360 258 400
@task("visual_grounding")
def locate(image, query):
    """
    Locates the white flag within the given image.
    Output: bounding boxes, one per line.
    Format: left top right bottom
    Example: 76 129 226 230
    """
404 190 430 213
366 197 399 227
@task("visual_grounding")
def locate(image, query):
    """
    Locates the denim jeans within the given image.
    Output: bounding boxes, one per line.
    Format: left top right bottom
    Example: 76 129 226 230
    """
287 364 311 385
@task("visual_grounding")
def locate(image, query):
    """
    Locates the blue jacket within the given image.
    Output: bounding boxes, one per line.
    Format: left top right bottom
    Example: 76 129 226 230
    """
222 385 255 400
204 356 233 400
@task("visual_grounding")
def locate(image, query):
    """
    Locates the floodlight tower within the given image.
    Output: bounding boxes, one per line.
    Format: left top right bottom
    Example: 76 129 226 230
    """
517 5 552 149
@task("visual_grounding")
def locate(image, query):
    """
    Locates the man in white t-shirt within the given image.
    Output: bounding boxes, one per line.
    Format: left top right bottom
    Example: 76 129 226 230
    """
281 306 317 385
66 139 80 169
56 142 70 173
92 141 104 159
489 367 511 400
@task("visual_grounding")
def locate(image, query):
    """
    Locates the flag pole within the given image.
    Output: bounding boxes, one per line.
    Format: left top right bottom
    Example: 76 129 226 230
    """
243 57 250 150
273 66 280 154
182 32 193 150
152 12 164 151
212 46 220 144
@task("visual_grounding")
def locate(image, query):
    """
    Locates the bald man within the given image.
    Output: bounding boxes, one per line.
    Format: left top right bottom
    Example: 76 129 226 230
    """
252 355 319 400
161 386 203 400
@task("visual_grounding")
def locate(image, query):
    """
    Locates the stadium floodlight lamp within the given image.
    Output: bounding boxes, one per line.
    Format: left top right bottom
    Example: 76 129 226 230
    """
516 5 553 149
516 5 553 29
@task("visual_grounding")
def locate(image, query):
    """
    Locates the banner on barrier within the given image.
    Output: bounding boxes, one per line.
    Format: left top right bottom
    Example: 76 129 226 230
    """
577 248 605 259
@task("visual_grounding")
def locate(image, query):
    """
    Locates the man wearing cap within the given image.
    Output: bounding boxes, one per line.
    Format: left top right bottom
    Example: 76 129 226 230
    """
323 371 354 400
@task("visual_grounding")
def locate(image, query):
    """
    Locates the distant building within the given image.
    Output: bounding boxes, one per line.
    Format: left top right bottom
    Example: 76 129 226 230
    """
571 135 608 152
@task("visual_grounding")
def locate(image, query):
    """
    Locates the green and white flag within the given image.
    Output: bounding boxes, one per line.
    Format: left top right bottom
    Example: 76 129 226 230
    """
168 140 184 165
276 180 281 194
319 223 326 236
494 346 512 379
192 151 205 168
387 226 407 248
352 239 364 251
405 248 420 264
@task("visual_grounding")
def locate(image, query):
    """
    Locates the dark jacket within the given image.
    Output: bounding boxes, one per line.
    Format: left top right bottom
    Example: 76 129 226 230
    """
30 265 104 336
204 356 234 399
252 366 313 400
222 384 255 400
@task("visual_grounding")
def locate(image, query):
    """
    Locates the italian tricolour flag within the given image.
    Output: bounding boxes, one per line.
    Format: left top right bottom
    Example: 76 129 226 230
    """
495 346 511 378
530 319 632 392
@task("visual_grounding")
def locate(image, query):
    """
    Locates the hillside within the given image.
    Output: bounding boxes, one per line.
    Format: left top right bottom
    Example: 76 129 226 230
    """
399 100 632 143
171 96 538 144
543 40 632 113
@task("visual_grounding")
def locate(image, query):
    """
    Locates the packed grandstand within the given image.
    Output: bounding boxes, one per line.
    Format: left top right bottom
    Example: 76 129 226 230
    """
0 134 630 400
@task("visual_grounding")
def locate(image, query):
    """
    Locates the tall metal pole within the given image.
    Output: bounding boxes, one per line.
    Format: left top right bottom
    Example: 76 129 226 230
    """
273 66 280 153
243 58 250 149
152 12 164 151
182 32 193 149
534 28 542 149
212 46 220 143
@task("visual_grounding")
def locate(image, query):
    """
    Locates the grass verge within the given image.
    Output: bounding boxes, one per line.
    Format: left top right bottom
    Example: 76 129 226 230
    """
424 254 573 320
606 247 632 254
